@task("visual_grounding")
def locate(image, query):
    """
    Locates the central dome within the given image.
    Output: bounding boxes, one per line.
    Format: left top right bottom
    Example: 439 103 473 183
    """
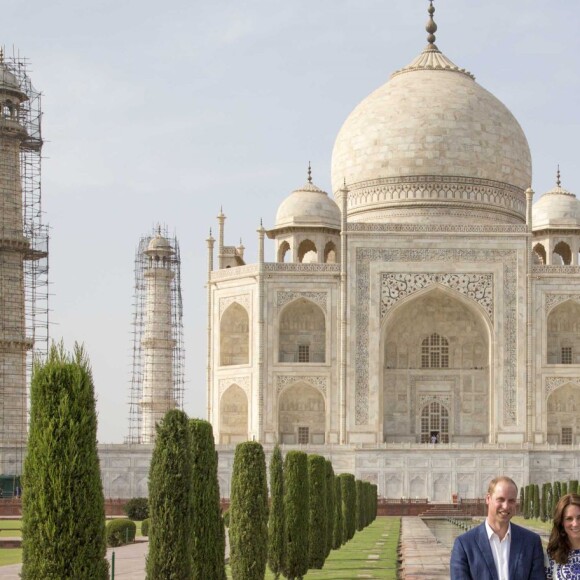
331 15 531 224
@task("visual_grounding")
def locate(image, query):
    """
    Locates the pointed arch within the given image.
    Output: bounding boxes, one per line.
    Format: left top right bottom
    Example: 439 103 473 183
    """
547 300 580 364
278 382 325 444
553 241 572 265
219 384 248 444
278 298 326 363
324 241 337 264
278 240 291 263
220 302 249 366
297 239 318 263
532 243 546 265
546 382 580 444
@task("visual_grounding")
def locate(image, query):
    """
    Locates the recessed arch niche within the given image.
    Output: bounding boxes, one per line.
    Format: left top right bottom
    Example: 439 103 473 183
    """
381 286 490 444
547 300 580 364
220 302 249 366
278 382 325 444
220 384 248 444
547 383 580 444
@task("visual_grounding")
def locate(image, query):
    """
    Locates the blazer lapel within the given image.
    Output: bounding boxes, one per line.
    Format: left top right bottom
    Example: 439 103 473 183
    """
475 523 500 580
508 525 523 580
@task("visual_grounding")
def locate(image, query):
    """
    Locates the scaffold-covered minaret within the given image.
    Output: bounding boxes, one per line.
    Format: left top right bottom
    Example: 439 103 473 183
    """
0 49 49 487
127 226 184 444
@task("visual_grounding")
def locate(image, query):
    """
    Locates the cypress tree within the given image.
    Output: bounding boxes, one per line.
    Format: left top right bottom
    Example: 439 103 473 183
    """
371 483 378 522
229 441 268 580
324 460 335 559
308 455 327 569
268 445 286 579
332 475 343 549
189 419 226 580
363 482 372 528
562 482 568 496
553 481 562 516
147 409 194 579
355 480 364 532
283 450 309 580
339 473 356 541
520 486 526 518
533 484 540 519
541 483 548 522
570 480 579 495
546 482 553 520
21 344 108 580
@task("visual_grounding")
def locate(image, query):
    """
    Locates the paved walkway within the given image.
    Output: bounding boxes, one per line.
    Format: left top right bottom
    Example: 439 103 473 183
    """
399 516 451 579
0 540 150 579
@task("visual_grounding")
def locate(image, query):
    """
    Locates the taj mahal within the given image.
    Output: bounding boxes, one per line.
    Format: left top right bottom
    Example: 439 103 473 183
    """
203 2 580 500
2 3 580 501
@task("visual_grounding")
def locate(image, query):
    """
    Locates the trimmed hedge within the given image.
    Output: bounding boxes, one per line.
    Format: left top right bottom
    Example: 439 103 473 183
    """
21 344 108 580
339 473 356 542
106 519 136 547
268 445 285 578
324 460 335 559
308 454 328 569
141 519 150 537
332 475 343 549
229 442 268 580
123 497 149 521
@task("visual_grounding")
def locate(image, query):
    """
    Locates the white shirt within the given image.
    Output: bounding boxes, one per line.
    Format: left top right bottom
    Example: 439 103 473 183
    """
485 520 511 580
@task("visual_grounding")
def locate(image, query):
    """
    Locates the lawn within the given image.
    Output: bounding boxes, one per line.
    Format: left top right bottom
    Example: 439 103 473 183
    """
0 518 146 568
512 516 553 533
227 516 400 579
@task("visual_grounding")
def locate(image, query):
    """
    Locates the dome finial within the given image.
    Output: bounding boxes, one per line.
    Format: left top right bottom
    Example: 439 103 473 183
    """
426 0 437 46
557 164 561 188
308 161 312 184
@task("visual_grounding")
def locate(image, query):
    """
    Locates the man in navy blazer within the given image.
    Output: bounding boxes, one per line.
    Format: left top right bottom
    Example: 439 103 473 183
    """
450 476 545 579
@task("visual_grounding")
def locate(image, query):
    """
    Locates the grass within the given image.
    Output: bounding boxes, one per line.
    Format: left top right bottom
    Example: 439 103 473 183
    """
0 518 147 568
227 516 400 579
512 516 553 533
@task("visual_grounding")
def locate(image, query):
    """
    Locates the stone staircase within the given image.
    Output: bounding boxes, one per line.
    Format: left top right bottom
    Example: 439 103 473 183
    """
418 503 472 518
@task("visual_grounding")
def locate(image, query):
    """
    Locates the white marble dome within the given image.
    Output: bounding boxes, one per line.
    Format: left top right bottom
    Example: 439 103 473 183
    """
331 45 531 224
275 180 341 230
532 183 580 230
146 233 174 255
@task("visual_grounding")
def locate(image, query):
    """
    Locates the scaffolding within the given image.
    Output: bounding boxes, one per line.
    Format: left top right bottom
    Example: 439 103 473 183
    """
127 226 184 444
0 49 49 492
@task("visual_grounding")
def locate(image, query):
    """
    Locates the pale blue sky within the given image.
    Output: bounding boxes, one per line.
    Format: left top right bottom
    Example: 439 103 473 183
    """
5 0 579 442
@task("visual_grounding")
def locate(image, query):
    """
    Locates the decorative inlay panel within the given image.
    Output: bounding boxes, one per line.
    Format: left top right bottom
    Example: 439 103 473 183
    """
346 175 526 217
219 376 250 396
418 393 452 408
545 294 580 314
545 376 580 398
277 291 327 312
533 266 580 275
355 248 517 426
276 375 327 396
219 294 250 317
349 223 528 234
381 273 493 321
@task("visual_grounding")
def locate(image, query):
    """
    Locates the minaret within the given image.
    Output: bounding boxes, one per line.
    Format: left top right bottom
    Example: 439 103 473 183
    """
0 52 38 454
140 229 177 443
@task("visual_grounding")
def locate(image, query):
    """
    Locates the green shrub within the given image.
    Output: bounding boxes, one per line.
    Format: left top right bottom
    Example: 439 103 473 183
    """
21 344 108 580
570 480 579 495
533 484 540 519
141 519 150 537
308 455 328 569
190 419 226 580
268 445 286 579
147 409 194 579
332 476 343 549
355 480 364 532
123 497 149 521
283 450 309 579
324 460 335 559
106 519 136 547
339 473 356 541
223 509 230 528
229 441 268 580
562 482 568 496
553 481 562 517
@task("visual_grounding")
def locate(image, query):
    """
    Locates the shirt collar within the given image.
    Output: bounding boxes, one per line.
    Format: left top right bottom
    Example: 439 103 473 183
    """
485 519 511 541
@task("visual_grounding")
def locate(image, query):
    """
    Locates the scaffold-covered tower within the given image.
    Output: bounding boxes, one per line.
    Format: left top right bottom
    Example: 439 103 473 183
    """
127 226 184 444
0 49 49 494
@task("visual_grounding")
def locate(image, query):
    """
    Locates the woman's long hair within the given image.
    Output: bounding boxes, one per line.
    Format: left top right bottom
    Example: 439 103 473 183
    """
548 493 580 564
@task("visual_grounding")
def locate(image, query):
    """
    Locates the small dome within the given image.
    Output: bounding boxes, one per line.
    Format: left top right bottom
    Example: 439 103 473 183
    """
532 183 580 230
0 62 26 99
275 180 341 230
146 233 174 255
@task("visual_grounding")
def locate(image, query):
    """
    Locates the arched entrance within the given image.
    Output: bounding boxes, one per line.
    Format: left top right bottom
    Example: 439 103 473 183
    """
219 384 248 444
381 286 491 444
278 382 325 444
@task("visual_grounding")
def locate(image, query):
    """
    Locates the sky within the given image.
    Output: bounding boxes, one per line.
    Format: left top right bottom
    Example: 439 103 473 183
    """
4 0 580 443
